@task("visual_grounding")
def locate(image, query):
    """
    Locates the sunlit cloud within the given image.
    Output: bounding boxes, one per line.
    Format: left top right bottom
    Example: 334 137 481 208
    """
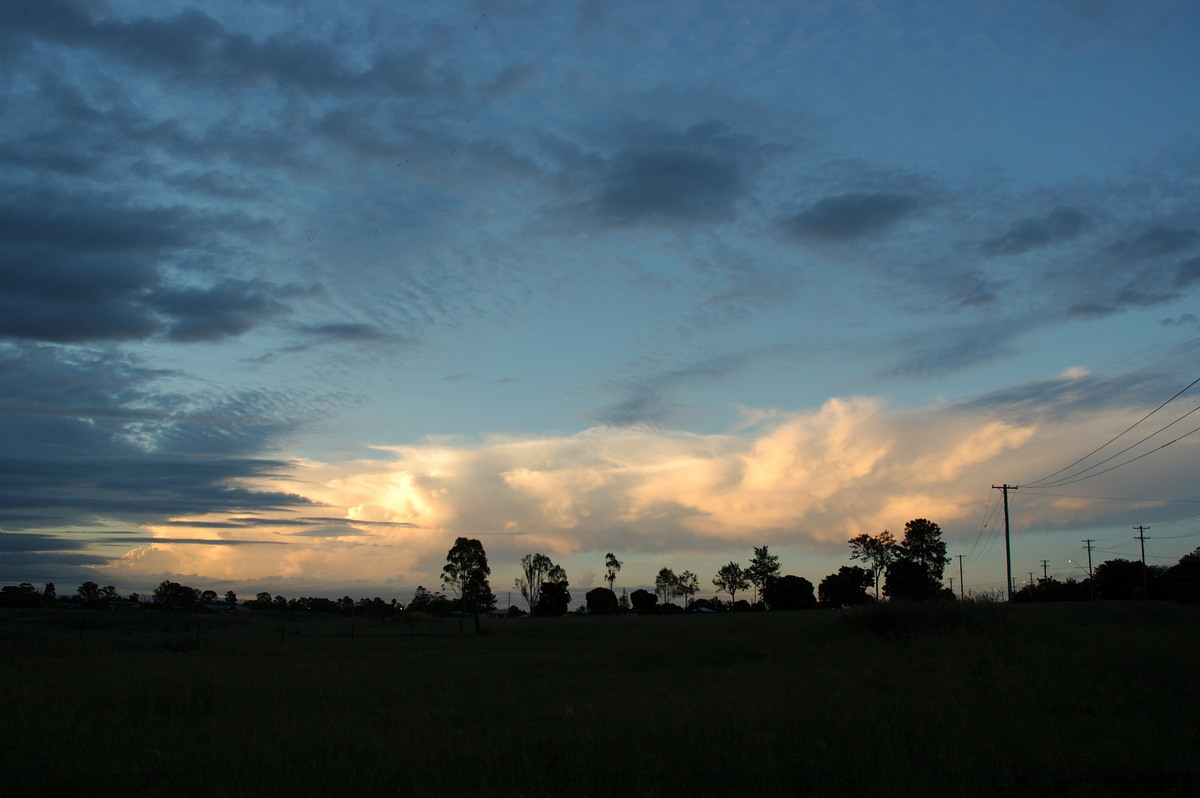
108 395 1062 589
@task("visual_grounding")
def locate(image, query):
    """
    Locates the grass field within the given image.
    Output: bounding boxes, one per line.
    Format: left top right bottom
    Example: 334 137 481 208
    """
1 601 1197 797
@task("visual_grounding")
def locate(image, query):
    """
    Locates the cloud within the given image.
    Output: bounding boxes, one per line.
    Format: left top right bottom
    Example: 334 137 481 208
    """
587 121 751 226
781 192 919 241
0 343 317 533
114 396 1039 588
2 1 438 98
0 187 291 344
982 207 1092 256
1105 226 1198 261
591 349 784 428
154 280 291 343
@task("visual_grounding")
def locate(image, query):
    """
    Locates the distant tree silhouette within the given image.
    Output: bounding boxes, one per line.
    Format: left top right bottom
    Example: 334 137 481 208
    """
586 587 618 615
676 571 699 608
605 552 623 592
42 583 56 606
655 568 678 605
515 553 559 614
1013 577 1089 603
1 583 43 608
1093 558 1166 600
153 580 200 610
883 519 948 601
1165 547 1200 603
77 581 101 606
747 546 781 604
618 588 631 613
200 589 219 604
537 577 571 616
848 530 897 600
819 566 874 607
442 537 495 633
763 575 816 610
630 588 658 614
224 590 238 605
713 561 750 604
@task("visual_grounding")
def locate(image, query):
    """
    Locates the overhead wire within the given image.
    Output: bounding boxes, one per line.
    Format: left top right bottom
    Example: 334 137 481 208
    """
1030 422 1200 489
1023 374 1200 488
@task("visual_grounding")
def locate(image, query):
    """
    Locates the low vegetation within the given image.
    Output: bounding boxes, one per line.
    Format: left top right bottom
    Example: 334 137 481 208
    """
2 601 1196 797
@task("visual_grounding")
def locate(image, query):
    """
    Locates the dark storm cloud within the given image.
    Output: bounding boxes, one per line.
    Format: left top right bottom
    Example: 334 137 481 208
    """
981 207 1092 256
1175 256 1200 288
1 0 436 97
589 122 750 226
781 192 919 241
154 280 290 343
1105 226 1198 261
0 187 293 344
0 344 317 532
1059 225 1199 319
295 323 388 342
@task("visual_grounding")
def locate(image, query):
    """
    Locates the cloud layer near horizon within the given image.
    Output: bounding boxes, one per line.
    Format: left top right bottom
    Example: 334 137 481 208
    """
103 373 1200 594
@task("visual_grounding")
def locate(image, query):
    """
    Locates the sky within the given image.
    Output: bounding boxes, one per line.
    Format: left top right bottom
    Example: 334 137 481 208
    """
3 0 1200 605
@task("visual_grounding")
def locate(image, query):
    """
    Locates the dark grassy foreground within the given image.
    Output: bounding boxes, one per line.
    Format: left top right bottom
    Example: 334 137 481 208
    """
1 602 1197 797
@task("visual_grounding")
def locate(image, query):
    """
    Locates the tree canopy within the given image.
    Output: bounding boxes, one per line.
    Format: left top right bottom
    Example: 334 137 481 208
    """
442 537 496 617
762 575 816 610
713 561 750 604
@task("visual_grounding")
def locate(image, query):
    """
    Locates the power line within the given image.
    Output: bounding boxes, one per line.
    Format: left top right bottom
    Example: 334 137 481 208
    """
1024 375 1200 488
1031 423 1200 489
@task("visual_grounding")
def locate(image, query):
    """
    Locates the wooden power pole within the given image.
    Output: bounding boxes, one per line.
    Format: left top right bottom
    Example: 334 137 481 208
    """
993 484 1017 601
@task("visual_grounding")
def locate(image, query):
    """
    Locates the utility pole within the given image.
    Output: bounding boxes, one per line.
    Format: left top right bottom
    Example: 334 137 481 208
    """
993 484 1017 601
1082 539 1095 599
1040 560 1049 581
1028 571 1035 588
1135 526 1150 599
949 576 955 594
956 554 965 600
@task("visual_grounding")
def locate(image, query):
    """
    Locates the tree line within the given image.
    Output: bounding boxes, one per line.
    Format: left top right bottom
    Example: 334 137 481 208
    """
4 520 1198 613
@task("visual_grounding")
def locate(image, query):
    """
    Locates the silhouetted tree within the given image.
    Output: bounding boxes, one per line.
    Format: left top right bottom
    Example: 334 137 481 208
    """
153 580 200 610
819 566 874 607
1093 558 1166 600
200 589 219 604
42 583 56 606
408 586 433 612
848 530 897 600
442 537 495 633
883 519 948 601
676 571 699 608
655 568 678 605
630 588 658 614
586 587 618 614
605 552 622 592
515 553 559 614
1014 576 1089 603
763 575 816 610
224 590 238 605
537 580 571 616
713 561 750 604
1 583 42 608
747 546 781 603
618 589 631 613
1165 547 1200 603
77 581 101 606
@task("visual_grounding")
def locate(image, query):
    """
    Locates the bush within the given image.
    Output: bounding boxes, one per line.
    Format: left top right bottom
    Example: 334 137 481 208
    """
585 588 618 615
